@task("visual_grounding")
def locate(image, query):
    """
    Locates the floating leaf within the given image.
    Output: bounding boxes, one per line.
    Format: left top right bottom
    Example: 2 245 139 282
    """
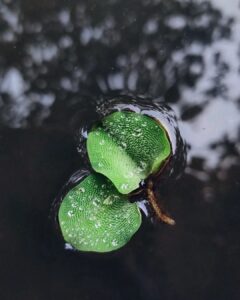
87 111 171 194
58 173 142 252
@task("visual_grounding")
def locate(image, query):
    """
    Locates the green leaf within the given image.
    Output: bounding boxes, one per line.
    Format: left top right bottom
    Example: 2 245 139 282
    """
87 111 171 194
58 173 142 253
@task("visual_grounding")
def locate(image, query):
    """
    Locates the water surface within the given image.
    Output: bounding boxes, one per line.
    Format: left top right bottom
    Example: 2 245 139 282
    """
0 0 239 299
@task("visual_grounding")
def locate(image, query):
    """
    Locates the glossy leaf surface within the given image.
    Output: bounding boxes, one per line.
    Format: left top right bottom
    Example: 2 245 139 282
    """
58 173 142 252
87 111 171 194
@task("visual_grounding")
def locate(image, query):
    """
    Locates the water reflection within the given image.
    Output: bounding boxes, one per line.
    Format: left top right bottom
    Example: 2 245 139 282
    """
0 1 240 299
0 0 239 173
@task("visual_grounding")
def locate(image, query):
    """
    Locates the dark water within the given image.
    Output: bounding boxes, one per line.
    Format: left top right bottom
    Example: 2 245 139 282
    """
0 0 240 299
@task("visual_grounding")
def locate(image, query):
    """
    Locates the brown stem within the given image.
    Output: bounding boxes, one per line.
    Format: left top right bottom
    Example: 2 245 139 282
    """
147 180 175 226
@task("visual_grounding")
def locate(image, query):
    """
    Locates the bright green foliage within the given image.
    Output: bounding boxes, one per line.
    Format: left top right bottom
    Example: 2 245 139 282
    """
87 111 171 194
58 173 142 252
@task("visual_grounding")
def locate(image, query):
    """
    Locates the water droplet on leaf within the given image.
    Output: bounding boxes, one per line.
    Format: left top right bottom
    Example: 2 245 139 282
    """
87 111 171 194
58 173 142 252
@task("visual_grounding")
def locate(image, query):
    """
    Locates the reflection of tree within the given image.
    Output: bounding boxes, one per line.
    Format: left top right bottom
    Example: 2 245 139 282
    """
0 1 235 123
0 0 239 168
0 2 240 299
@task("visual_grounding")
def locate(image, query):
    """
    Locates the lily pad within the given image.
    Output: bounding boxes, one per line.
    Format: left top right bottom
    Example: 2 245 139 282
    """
58 173 142 252
87 111 171 194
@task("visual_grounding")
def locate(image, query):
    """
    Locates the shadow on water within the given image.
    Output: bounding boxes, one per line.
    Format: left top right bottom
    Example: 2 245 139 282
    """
0 0 239 299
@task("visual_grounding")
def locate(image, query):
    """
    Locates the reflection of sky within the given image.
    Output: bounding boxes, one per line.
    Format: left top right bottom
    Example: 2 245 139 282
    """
0 67 55 127
179 99 239 169
0 0 239 172
201 0 240 19
1 68 26 98
171 0 240 170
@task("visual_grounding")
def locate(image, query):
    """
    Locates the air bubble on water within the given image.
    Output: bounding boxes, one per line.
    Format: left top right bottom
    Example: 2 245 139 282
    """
99 139 105 145
82 130 88 138
64 243 74 250
95 131 100 136
79 187 85 193
137 200 149 216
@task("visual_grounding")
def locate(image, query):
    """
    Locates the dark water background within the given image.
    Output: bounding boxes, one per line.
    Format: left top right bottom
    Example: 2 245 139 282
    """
0 0 240 299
